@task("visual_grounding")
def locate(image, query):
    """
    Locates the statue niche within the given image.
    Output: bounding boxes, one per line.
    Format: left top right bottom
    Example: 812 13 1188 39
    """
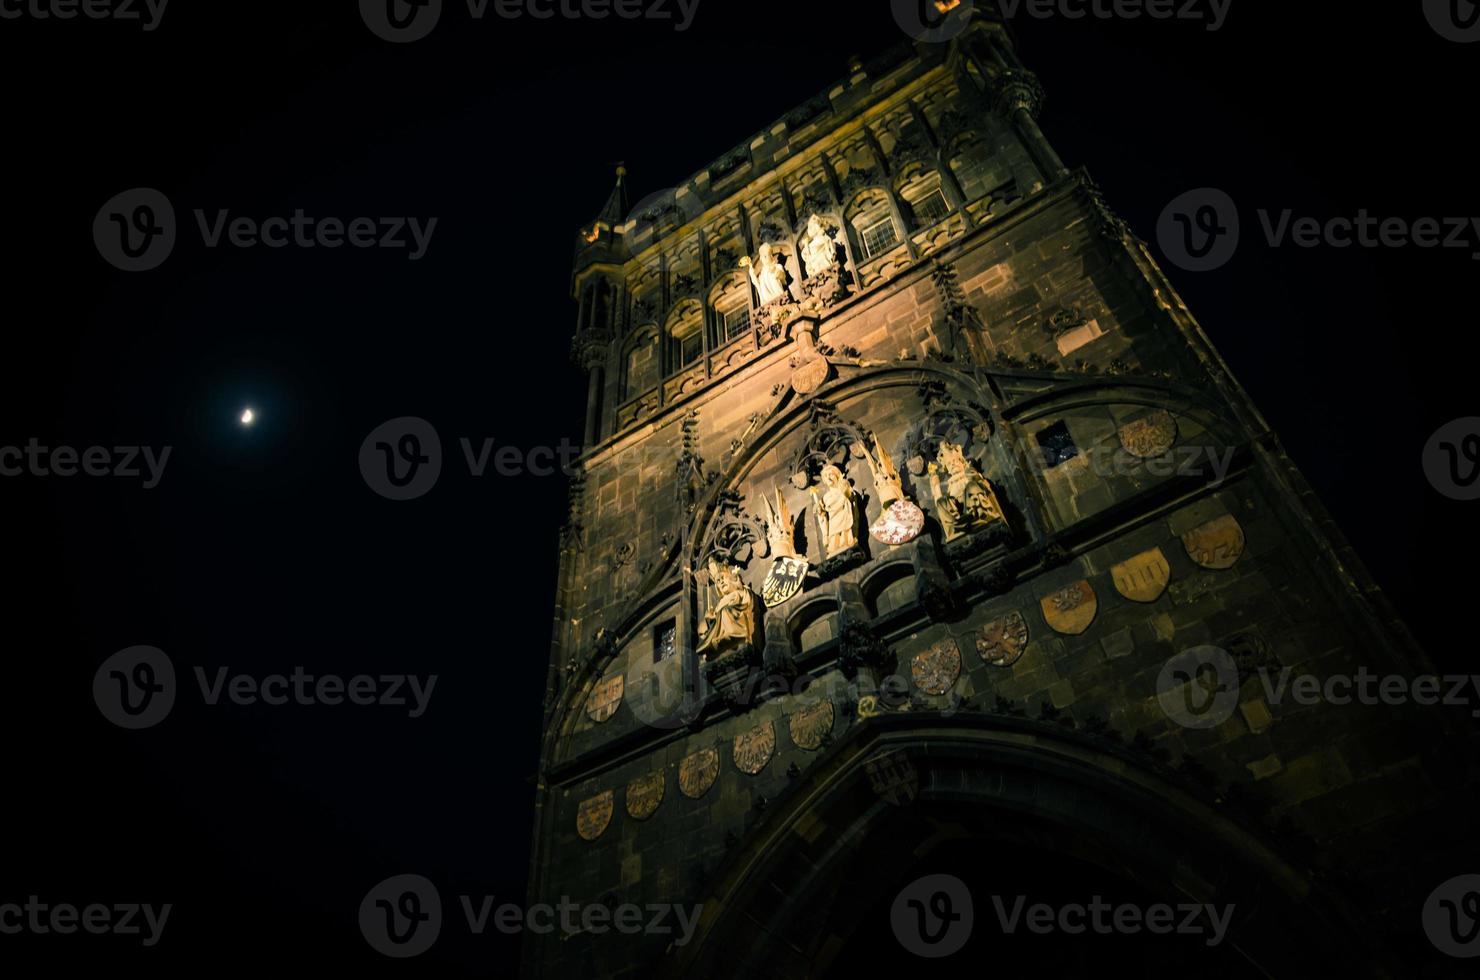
928 441 1008 542
743 243 799 342
797 214 849 311
696 556 764 667
808 464 862 560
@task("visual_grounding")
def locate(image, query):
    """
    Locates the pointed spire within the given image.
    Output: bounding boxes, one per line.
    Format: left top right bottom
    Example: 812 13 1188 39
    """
596 164 628 228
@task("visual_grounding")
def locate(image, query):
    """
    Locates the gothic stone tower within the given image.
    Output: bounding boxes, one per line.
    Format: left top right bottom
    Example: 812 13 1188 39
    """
528 10 1470 978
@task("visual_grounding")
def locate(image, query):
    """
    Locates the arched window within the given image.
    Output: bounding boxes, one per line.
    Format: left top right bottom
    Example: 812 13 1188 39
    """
897 168 953 229
846 189 901 262
666 300 704 372
709 273 752 348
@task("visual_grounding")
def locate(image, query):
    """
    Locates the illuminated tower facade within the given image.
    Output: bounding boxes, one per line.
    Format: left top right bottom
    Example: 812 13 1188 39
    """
528 9 1471 977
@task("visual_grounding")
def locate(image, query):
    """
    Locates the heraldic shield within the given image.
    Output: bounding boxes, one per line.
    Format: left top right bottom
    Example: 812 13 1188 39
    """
762 556 809 607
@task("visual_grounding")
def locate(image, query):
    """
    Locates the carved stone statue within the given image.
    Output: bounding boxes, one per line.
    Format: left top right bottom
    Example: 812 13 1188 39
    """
807 464 860 558
743 243 791 307
760 487 800 560
697 557 762 663
928 441 1007 541
799 214 840 279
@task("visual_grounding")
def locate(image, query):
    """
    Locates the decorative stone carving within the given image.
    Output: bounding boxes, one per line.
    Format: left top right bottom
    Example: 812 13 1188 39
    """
1041 581 1098 636
864 749 918 806
678 747 720 798
1182 514 1246 570
733 720 776 775
760 487 809 607
1118 411 1178 459
625 772 665 821
787 699 834 750
912 638 962 695
788 319 833 395
977 611 1029 667
1111 547 1172 603
586 673 624 724
808 464 861 559
927 441 1007 541
696 557 763 665
865 435 925 546
576 790 614 841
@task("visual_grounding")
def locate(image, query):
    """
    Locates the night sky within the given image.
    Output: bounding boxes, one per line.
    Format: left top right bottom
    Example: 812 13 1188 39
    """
3 2 1476 974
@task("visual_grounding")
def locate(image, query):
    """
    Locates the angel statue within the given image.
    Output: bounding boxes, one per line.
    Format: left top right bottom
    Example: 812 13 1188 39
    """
696 557 762 663
927 441 1007 541
807 464 860 559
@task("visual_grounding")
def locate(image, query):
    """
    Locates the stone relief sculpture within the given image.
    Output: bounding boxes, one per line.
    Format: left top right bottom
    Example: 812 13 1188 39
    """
696 557 763 663
927 441 1007 541
743 243 791 307
807 464 861 558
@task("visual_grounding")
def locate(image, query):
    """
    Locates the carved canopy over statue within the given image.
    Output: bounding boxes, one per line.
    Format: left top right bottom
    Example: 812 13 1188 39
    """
808 464 861 559
928 441 1007 541
743 243 792 307
697 557 763 663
